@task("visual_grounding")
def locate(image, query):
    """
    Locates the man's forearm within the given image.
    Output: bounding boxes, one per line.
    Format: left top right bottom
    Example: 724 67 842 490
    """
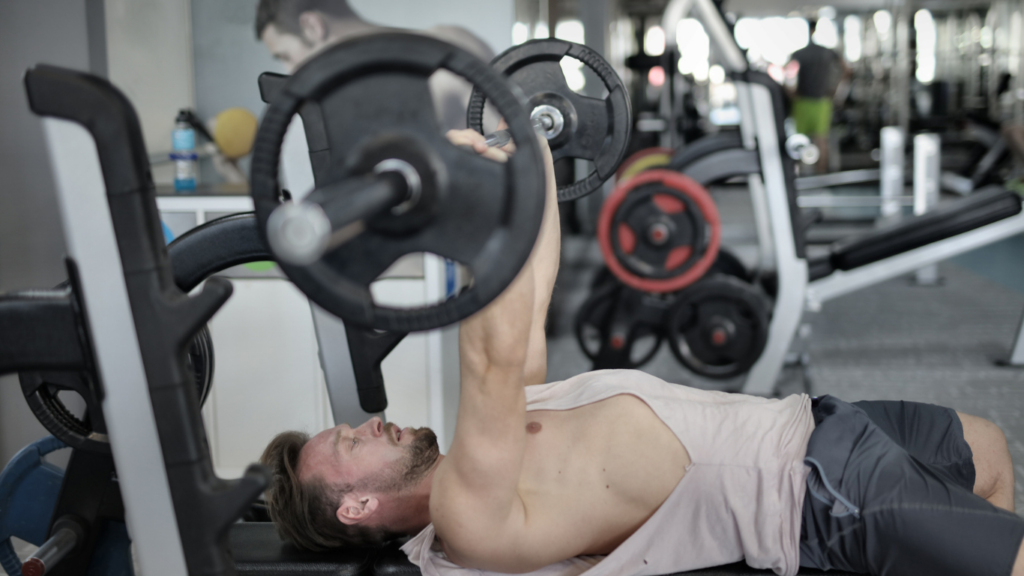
532 142 560 300
523 137 559 384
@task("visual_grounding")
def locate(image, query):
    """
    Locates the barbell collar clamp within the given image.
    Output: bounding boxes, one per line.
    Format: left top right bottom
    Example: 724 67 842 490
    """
531 104 564 140
375 158 422 215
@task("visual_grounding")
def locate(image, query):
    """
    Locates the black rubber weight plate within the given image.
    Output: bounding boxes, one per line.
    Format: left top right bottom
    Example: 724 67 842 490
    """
468 38 631 202
250 33 546 332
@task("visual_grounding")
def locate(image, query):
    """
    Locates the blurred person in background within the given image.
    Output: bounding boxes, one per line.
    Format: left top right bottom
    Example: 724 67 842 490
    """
787 18 850 174
256 0 493 131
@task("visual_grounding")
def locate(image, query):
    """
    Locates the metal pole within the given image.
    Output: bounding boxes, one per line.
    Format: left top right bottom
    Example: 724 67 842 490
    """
1008 310 1024 366
893 0 913 137
1017 0 1024 124
913 133 942 285
880 126 905 220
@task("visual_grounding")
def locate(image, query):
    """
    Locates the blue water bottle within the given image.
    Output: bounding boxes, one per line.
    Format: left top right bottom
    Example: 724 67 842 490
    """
171 110 197 192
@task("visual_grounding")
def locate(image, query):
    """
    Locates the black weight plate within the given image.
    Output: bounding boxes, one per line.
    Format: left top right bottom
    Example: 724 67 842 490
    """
251 33 546 332
468 38 632 202
575 280 666 369
20 327 214 453
708 248 751 283
667 274 771 380
575 281 621 361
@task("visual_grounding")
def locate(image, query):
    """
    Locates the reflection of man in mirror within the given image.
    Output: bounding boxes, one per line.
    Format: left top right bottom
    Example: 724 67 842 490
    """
255 0 494 131
787 19 850 174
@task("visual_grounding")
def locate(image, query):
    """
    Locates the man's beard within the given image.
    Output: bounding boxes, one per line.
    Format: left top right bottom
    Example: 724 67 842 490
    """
359 426 440 495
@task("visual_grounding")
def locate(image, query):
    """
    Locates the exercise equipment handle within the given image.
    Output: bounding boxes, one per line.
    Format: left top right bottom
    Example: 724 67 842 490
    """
21 528 76 576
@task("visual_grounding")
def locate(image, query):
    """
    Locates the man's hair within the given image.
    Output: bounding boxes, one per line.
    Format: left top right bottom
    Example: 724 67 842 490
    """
255 0 355 39
260 430 399 550
807 18 819 35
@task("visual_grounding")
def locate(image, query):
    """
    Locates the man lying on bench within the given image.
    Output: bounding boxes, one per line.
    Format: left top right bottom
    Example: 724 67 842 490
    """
261 129 1024 576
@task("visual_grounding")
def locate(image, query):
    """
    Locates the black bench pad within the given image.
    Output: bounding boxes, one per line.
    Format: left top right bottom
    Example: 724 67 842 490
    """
231 522 373 576
830 187 1022 272
230 523 859 576
670 131 744 171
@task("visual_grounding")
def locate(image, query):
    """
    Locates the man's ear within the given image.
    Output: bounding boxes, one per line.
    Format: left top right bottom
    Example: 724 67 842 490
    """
298 11 329 45
336 493 379 526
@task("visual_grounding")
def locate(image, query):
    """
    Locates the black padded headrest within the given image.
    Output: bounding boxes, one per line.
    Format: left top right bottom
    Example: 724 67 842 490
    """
230 523 374 576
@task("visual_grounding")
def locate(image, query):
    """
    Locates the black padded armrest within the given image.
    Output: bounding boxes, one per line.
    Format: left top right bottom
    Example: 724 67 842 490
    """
831 187 1022 271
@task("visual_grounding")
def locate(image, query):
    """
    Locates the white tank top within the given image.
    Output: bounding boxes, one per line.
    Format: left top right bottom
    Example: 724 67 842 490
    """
402 370 815 576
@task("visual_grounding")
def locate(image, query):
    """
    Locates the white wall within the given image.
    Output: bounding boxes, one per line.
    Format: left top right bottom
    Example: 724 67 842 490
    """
0 0 92 466
191 1 282 123
105 0 195 172
350 0 515 55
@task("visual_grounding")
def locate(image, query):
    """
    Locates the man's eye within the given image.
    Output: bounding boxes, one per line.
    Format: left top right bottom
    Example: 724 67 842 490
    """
351 437 358 447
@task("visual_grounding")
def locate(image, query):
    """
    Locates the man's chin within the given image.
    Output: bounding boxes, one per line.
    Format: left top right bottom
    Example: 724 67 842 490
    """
405 428 440 480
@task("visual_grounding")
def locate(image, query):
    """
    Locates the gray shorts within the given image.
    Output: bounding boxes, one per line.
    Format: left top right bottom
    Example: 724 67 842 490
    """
799 396 1024 576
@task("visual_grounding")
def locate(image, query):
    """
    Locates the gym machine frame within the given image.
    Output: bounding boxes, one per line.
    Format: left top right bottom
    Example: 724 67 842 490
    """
660 0 1024 395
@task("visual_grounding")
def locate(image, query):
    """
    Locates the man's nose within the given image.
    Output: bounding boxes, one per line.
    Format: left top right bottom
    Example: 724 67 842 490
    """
359 417 384 437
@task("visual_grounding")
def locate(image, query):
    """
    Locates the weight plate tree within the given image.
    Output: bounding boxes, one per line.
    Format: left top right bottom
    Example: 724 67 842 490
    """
616 147 674 183
251 33 546 332
598 169 721 293
666 274 771 379
467 38 632 202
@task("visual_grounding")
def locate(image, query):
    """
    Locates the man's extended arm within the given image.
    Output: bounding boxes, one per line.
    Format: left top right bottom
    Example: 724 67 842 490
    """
429 129 558 571
522 132 559 385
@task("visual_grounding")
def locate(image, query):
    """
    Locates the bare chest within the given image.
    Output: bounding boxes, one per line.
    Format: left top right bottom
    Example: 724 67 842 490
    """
515 395 690 553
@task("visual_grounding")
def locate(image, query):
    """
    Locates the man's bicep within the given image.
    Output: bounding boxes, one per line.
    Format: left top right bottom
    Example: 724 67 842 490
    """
447 366 527 481
434 371 527 536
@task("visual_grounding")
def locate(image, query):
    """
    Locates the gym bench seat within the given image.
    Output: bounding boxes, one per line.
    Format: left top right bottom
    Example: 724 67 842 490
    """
809 186 1023 281
230 523 857 575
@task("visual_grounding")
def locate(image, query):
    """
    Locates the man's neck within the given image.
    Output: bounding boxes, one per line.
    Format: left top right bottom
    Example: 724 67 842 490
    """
326 16 381 44
380 455 445 536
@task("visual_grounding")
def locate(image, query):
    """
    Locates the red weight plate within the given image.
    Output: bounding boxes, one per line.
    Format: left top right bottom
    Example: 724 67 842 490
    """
598 169 721 293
